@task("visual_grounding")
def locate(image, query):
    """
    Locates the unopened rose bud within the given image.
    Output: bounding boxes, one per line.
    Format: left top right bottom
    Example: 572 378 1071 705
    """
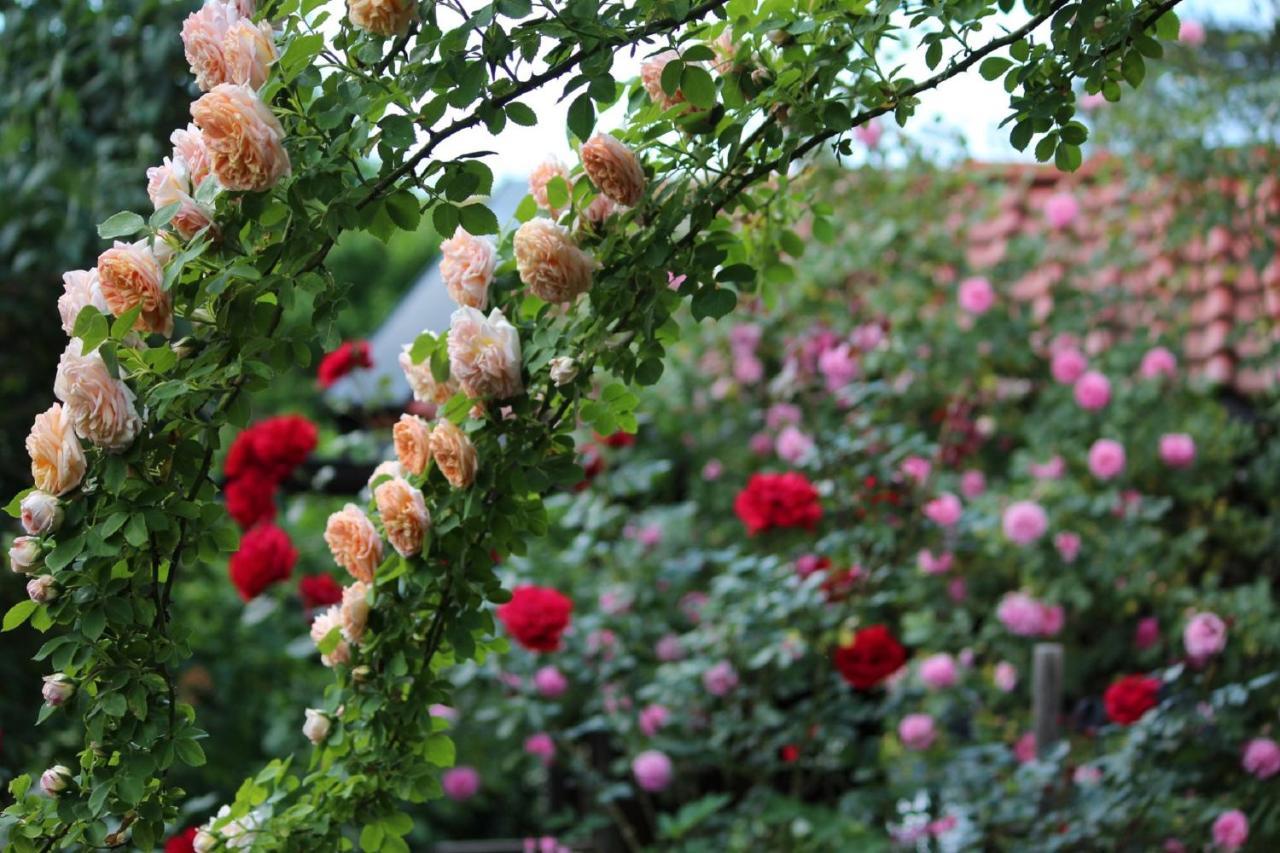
548 357 579 386
302 708 331 745
20 491 63 536
9 536 42 574
27 575 58 603
193 829 217 853
42 673 75 707
40 765 73 796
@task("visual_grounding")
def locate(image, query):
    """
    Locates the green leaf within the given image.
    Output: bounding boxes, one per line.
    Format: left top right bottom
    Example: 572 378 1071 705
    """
385 191 421 231
690 287 737 321
680 66 716 109
3 600 37 632
380 115 416 148
110 304 142 340
4 488 32 519
567 93 594 140
424 734 455 767
432 203 460 237
360 823 385 851
506 102 537 126
316 626 342 655
74 306 110 354
979 57 1014 81
659 58 684 97
97 211 146 240
1121 50 1146 88
514 194 538 223
81 607 106 641
45 532 86 571
545 176 569 211
175 738 207 767
459 204 499 236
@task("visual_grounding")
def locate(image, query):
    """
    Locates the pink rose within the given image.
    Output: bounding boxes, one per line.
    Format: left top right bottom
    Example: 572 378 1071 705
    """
20 491 63 537
638 704 670 737
1002 501 1048 546
1080 92 1108 110
655 634 684 662
1134 617 1160 650
430 419 478 489
302 709 331 745
374 477 429 557
581 133 646 207
1029 455 1065 480
27 575 58 604
701 459 723 481
171 124 213 187
191 83 290 192
442 766 481 801
1088 439 1126 480
392 414 431 476
1183 611 1227 660
1073 371 1111 410
631 750 673 792
42 673 75 706
1054 531 1081 563
447 306 523 399
533 665 568 698
54 340 142 452
524 733 556 766
323 503 384 584
640 50 684 110
1211 810 1248 852
1139 347 1178 380
1158 433 1196 468
57 270 109 337
957 276 995 314
775 426 814 464
923 492 962 528
1014 732 1038 763
900 456 931 486
1050 348 1087 384
1179 20 1207 46
749 432 773 455
40 766 73 797
998 591 1060 637
898 714 936 751
917 549 953 575
960 469 986 499
439 227 497 309
513 219 595 304
97 240 172 337
702 661 739 697
1242 738 1280 780
918 653 958 690
310 605 350 666
347 0 418 36
855 119 883 149
1044 192 1080 229
993 661 1018 692
817 343 858 392
26 404 86 497
528 159 572 216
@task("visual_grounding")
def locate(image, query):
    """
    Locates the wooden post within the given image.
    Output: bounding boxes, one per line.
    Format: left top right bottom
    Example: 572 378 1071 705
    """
1032 642 1063 758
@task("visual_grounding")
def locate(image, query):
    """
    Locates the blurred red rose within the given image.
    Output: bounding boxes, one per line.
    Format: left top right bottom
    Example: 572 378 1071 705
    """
1104 674 1161 725
833 624 907 690
225 471 278 529
497 585 573 652
299 573 344 610
733 472 822 535
229 524 298 601
164 827 198 853
317 340 373 388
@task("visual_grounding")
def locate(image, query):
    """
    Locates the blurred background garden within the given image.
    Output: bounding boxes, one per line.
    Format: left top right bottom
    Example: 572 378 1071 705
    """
3 0 1280 849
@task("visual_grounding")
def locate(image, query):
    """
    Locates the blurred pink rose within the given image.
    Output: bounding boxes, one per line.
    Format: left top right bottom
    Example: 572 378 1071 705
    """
994 661 1018 692
1158 433 1196 468
960 469 986 499
1054 531 1081 563
917 549 953 575
1044 192 1080 229
534 666 568 698
1183 612 1227 660
1242 738 1280 780
701 459 723 481
923 492 962 527
1211 810 1248 852
1134 616 1160 650
1088 439 1126 480
900 456 931 486
348 0 418 36
1014 732 1038 763
898 714 936 751
775 426 814 464
855 119 883 149
1050 348 1087 384
638 703 670 737
524 733 556 766
817 343 859 392
640 50 683 110
1139 347 1178 380
702 661 738 697
442 767 481 801
1029 455 1065 480
655 634 684 662
1178 20 1206 46
957 276 995 315
632 750 673 792
1002 501 1047 546
918 653 958 690
1073 371 1111 410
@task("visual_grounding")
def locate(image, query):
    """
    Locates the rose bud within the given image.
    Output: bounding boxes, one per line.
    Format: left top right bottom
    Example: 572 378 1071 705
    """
302 709 331 745
42 673 76 707
548 357 579 387
27 575 58 604
9 536 42 574
40 765 73 796
20 491 63 536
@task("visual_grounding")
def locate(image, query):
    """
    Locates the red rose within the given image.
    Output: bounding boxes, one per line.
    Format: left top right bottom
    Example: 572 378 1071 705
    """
1103 674 1161 725
779 744 800 763
164 827 198 853
575 444 605 492
247 415 318 480
733 472 823 535
229 524 298 601
833 624 907 690
225 471 278 529
595 430 636 448
497 585 573 652
317 340 373 388
299 573 344 610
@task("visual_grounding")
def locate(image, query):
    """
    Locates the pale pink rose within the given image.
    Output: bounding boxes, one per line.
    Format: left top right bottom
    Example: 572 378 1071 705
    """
917 550 953 575
42 674 75 707
392 414 431 476
367 459 403 490
1073 371 1111 410
1158 433 1196 468
440 227 497 309
640 50 684 109
1211 810 1248 851
529 159 572 215
146 158 214 239
817 343 858 392
1242 738 1280 780
171 124 213 187
323 503 384 583
1029 455 1066 480
20 491 62 536
548 356 578 386
582 193 618 225
40 766 72 797
97 240 172 337
655 634 684 662
900 456 931 486
347 0 417 36
638 703 670 737
1050 348 1087 384
447 307 523 399
923 492 962 527
53 340 142 452
222 19 276 90
1183 611 1227 660
998 591 1054 636
27 404 87 496
1054 531 1081 563
442 766 480 801
666 270 687 290
340 581 370 643
855 119 883 149
957 276 995 314
993 661 1018 692
302 709 331 745
524 732 556 765
1040 604 1064 636
701 459 723 481
733 354 762 385
1135 616 1160 650
533 665 568 698
729 324 761 354
1179 20 1207 46
765 403 800 429
919 653 958 690
1138 347 1178 380
898 714 936 750
398 344 458 405
9 537 41 573
1079 92 1108 110
775 426 814 464
702 661 738 696
191 83 290 192
430 703 458 722
632 750 673 792
710 29 735 75
27 575 58 603
581 134 646 207
513 219 595 304
960 469 986 499
57 270 108 337
1014 732 1038 763
1088 438 1126 480
374 477 429 557
310 605 351 666
749 432 773 455
1044 192 1080 229
431 418 478 488
181 1 240 91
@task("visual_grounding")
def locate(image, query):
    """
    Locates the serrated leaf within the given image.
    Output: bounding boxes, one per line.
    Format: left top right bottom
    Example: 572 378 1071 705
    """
680 66 716 109
459 204 498 236
567 93 594 140
979 57 1014 81
97 211 146 240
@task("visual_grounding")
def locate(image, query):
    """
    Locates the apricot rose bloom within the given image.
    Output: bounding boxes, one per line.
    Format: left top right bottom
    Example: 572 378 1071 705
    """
374 477 430 557
581 134 646 207
57 270 109 337
222 19 277 90
324 503 384 583
393 414 432 476
27 404 87 497
398 344 459 405
146 158 214 239
97 240 173 337
171 124 213 188
182 2 275 91
191 83 290 192
430 419 478 489
54 340 142 452
447 307 524 400
310 605 351 667
513 219 595 304
347 0 417 36
640 50 684 109
341 581 371 644
529 159 572 217
439 227 497 310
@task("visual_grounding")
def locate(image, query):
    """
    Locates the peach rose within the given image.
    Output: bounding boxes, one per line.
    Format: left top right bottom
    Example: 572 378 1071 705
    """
529 159 572 217
641 50 684 109
171 124 213 188
146 158 214 239
582 193 618 226
581 134 646 207
223 19 276 90
97 240 173 337
393 414 432 476
711 30 736 75
341 581 370 644
182 1 240 91
54 340 142 452
191 83 290 192
26 404 87 496
447 307 523 400
374 477 430 557
367 459 403 490
439 227 497 310
513 219 595 304
324 503 384 583
57 270 108 337
347 0 417 36
398 344 458 405
430 419 478 489
310 605 351 667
